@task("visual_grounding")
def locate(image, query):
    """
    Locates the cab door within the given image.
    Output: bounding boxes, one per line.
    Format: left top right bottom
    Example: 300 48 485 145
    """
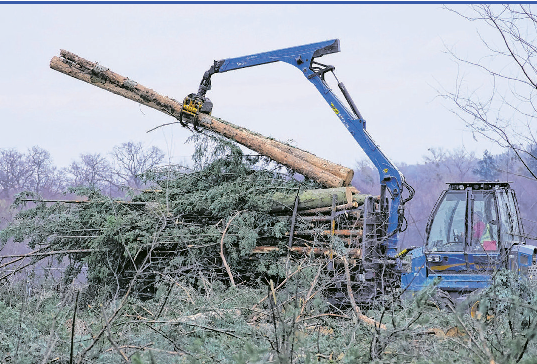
426 189 468 274
425 187 500 292
497 189 524 247
466 190 502 272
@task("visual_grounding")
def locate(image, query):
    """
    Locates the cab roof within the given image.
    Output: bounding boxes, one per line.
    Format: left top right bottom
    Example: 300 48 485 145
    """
447 182 511 190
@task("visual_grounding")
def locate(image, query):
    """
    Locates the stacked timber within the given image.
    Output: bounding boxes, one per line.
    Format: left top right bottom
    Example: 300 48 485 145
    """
50 50 353 188
255 185 371 259
50 50 370 260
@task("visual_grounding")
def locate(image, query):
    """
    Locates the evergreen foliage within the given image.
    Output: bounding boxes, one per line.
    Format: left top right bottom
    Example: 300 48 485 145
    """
0 133 320 300
473 150 499 181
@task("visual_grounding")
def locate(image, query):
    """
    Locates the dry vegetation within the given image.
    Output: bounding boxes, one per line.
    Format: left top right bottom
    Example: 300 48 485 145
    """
0 132 536 363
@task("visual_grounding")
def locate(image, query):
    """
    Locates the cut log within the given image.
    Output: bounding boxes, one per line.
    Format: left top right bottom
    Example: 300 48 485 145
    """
270 186 368 213
290 229 363 237
252 246 362 258
50 50 354 188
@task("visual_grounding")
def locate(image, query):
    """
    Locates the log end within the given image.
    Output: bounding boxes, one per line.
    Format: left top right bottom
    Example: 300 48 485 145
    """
50 56 61 69
343 169 354 186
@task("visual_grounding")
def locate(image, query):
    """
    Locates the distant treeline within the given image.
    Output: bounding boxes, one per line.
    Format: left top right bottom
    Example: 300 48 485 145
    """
352 146 537 247
0 142 165 229
0 142 165 198
0 142 535 245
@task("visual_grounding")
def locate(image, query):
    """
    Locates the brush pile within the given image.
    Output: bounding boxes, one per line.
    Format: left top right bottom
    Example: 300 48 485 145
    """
0 135 371 300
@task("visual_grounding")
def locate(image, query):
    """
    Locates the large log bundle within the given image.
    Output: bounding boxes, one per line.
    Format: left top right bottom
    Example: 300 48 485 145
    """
50 50 354 188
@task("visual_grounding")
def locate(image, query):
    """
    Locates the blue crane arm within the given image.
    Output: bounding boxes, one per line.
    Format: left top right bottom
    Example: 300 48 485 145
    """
217 39 340 72
196 39 410 257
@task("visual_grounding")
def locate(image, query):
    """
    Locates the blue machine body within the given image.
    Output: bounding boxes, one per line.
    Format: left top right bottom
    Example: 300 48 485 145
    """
401 182 534 296
193 40 532 297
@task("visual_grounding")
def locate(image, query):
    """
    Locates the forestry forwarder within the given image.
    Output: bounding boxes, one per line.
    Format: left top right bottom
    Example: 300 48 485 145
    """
182 39 535 303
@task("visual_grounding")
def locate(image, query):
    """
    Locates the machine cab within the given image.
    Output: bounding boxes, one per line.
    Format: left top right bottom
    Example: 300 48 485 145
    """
426 182 523 255
420 182 527 292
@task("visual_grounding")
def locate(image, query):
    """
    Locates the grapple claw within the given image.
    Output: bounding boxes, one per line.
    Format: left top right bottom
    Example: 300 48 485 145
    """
179 94 213 131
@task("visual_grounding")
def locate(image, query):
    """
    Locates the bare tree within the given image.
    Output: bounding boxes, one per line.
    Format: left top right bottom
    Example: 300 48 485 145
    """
27 146 51 194
110 142 164 189
68 153 112 191
0 149 33 198
26 146 65 195
441 4 537 180
352 159 378 194
447 148 477 181
423 147 451 183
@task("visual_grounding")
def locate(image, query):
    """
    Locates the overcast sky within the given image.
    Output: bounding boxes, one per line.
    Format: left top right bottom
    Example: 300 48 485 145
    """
0 4 502 169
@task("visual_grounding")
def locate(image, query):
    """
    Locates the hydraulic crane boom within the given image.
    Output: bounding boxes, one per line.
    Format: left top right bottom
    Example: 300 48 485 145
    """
185 39 413 257
48 44 534 304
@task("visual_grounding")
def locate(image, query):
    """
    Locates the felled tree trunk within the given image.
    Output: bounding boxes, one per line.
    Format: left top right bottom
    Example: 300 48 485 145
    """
50 50 354 188
270 186 368 213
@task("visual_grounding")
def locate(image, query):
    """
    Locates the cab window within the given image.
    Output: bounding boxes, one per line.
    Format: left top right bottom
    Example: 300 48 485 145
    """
497 190 523 244
427 192 466 252
470 191 499 251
